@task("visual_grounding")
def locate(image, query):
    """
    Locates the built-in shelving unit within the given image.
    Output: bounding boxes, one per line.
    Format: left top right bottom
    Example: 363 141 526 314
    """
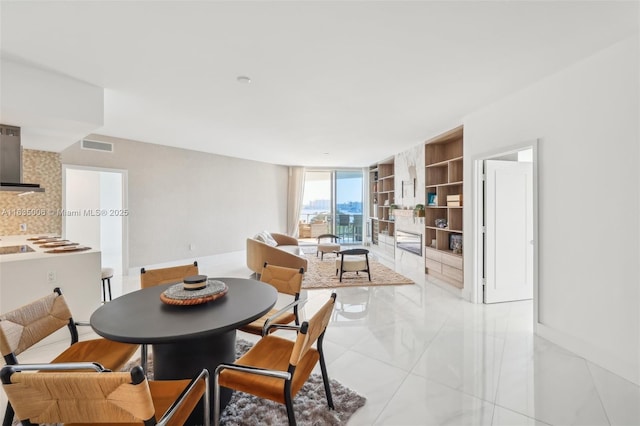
369 159 395 256
425 126 464 288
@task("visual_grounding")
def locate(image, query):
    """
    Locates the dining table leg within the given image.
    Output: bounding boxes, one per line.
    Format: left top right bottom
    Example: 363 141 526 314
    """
152 330 236 425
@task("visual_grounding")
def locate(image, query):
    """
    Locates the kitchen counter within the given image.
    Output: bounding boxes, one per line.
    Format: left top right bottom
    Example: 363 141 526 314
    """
0 234 99 262
0 234 102 345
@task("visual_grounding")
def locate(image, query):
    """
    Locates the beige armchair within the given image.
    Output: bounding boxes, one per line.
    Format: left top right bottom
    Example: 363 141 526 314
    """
246 232 307 275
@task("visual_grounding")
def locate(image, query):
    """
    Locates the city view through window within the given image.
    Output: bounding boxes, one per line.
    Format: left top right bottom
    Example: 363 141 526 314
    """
300 171 363 243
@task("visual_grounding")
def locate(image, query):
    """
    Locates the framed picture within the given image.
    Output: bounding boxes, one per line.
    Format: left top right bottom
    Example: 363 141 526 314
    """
449 234 463 252
427 192 437 206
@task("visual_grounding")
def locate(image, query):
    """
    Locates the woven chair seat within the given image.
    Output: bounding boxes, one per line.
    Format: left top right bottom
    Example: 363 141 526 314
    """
241 309 297 335
219 335 319 404
50 338 138 371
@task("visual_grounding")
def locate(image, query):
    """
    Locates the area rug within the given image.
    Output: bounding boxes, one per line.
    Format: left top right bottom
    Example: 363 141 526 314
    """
122 339 366 426
302 252 414 289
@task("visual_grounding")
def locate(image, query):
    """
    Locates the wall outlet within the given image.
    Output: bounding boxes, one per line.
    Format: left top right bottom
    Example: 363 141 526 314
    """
189 243 195 251
19 223 27 231
47 271 56 282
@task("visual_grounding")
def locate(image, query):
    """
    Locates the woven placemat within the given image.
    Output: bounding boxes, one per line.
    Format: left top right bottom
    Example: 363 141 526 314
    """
27 235 59 241
44 246 91 253
34 239 66 244
160 279 228 305
41 242 79 248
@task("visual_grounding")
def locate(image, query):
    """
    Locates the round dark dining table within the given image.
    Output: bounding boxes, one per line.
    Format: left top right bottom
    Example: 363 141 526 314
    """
90 277 277 424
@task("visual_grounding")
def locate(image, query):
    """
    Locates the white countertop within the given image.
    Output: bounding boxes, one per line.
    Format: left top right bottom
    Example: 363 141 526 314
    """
0 234 100 263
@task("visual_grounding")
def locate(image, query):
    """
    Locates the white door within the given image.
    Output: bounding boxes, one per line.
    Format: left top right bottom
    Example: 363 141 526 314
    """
484 160 533 303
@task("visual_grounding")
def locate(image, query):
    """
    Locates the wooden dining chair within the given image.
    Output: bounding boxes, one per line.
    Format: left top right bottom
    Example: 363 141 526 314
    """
239 263 305 337
0 288 139 426
214 293 337 426
1 362 209 426
140 261 199 289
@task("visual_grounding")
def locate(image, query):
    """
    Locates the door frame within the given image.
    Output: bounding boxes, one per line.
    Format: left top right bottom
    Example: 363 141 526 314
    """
62 164 129 275
301 168 364 244
472 140 539 323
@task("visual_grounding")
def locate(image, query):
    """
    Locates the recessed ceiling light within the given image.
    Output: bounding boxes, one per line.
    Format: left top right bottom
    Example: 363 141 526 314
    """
236 76 251 84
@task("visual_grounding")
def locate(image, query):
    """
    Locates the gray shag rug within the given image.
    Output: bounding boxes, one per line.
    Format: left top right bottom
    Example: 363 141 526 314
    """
128 338 366 425
10 339 365 425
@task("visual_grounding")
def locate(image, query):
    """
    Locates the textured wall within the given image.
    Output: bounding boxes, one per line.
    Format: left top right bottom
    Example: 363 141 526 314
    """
0 149 62 235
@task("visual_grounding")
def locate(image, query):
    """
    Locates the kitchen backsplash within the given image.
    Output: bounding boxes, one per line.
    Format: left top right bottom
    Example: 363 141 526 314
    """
0 149 62 235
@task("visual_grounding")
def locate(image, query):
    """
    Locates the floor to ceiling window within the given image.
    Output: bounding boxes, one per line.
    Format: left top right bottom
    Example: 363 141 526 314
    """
299 170 363 244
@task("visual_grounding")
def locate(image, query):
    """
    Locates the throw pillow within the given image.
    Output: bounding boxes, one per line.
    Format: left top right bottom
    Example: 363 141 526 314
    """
263 231 278 247
254 232 267 243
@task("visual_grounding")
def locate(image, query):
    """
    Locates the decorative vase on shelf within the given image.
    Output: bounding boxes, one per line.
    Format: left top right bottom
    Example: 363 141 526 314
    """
435 218 447 228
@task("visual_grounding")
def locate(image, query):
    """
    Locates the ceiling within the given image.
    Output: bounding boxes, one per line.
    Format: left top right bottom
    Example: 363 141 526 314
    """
1 1 637 167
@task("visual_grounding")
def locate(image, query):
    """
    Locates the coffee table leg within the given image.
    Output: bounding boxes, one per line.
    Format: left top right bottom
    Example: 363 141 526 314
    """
153 330 236 424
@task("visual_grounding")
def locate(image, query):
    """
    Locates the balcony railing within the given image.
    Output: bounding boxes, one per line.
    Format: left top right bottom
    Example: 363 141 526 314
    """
298 213 363 243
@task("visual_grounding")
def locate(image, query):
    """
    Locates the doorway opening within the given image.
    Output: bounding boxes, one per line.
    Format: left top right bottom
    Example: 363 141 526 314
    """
62 165 128 277
474 141 538 312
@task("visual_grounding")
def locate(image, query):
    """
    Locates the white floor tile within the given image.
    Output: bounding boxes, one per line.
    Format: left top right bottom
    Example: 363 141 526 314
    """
349 318 440 372
412 325 506 403
495 337 610 425
492 405 552 426
374 373 494 426
328 349 408 424
588 361 640 426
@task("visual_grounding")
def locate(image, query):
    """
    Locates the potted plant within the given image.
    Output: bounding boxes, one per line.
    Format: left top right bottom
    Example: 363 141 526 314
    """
414 204 425 217
389 204 398 221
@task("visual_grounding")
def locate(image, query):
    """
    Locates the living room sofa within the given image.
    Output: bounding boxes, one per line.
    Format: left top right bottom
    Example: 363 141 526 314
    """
246 232 308 275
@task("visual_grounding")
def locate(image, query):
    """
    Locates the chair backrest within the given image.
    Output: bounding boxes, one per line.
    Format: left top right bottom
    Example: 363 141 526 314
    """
0 289 74 359
1 365 157 424
289 293 336 367
260 263 303 296
140 261 198 289
339 248 369 257
316 233 339 243
338 214 350 226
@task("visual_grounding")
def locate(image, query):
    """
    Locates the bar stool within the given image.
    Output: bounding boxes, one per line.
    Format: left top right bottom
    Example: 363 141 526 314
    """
101 267 114 302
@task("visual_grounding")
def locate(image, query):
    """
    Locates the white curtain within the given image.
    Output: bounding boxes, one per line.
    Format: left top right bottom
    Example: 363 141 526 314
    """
287 166 305 237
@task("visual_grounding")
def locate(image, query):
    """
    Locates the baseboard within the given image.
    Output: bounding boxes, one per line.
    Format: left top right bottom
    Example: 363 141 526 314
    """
128 250 247 277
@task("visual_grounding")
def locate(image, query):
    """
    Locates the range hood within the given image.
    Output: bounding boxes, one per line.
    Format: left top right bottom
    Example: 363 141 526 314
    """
0 124 45 193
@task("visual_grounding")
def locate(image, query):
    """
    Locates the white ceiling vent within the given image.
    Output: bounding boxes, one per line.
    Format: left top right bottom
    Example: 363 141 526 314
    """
81 139 113 153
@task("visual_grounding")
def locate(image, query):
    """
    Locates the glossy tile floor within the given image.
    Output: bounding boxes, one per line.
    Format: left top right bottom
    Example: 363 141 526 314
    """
3 250 639 425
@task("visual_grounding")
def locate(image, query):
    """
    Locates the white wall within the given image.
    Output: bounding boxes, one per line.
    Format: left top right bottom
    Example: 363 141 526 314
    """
100 171 123 275
61 135 289 268
64 168 101 249
463 36 639 384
